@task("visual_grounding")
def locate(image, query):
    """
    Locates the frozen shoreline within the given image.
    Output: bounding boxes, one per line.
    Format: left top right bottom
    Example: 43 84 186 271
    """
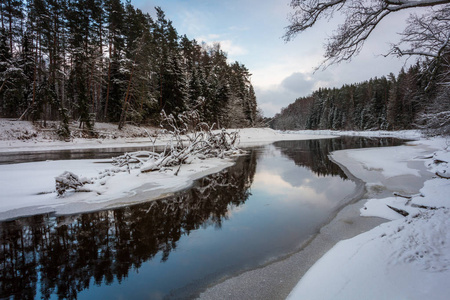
2 121 449 300
199 135 450 300
0 127 336 221
286 137 450 300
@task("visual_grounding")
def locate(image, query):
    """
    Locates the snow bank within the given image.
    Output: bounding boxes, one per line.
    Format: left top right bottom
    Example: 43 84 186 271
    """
0 124 337 220
0 119 336 153
288 137 450 300
0 156 234 220
284 129 423 140
236 128 337 146
288 209 450 300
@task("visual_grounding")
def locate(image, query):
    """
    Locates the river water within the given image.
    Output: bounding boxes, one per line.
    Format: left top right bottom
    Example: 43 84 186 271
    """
0 137 404 299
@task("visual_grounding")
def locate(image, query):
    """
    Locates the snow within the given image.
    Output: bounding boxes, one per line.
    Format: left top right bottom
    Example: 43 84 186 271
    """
288 136 450 300
288 209 450 300
0 119 336 220
0 120 333 152
0 156 235 220
2 119 450 299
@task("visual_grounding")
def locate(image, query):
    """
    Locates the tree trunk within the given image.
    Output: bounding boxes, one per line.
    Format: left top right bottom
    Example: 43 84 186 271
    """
104 40 112 120
8 0 13 54
118 59 136 130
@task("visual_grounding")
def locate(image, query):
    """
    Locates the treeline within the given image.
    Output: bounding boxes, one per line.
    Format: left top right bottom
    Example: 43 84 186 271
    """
0 0 261 135
272 62 450 133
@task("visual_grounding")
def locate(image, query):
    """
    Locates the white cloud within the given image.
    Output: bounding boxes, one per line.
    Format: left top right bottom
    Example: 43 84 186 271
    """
219 40 248 56
254 70 317 117
196 35 248 60
252 171 333 207
281 72 314 94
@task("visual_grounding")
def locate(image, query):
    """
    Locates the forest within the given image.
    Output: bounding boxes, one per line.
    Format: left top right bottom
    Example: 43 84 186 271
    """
275 0 450 134
271 63 450 134
0 0 261 136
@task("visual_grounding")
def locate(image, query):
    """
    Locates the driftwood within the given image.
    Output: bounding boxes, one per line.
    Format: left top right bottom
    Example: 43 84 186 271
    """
55 108 244 196
411 204 438 210
393 192 412 199
436 171 450 179
386 205 409 217
55 171 92 196
112 109 243 173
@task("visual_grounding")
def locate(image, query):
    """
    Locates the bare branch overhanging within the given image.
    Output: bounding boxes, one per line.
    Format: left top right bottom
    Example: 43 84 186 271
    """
285 0 450 68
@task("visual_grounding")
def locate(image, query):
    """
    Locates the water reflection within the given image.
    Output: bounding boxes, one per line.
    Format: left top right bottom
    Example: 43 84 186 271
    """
273 137 405 178
0 153 257 300
0 145 166 165
0 137 405 299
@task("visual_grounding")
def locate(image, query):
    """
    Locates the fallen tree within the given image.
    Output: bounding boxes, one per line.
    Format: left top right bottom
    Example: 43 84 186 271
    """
113 110 242 173
55 109 244 196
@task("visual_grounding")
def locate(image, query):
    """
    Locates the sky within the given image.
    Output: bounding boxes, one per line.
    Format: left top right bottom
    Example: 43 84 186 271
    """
133 0 418 117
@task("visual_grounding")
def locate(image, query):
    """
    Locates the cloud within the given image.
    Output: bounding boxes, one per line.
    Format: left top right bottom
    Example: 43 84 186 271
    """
254 71 316 117
196 35 248 59
218 40 248 56
280 72 314 94
255 85 301 117
252 171 334 208
178 10 206 35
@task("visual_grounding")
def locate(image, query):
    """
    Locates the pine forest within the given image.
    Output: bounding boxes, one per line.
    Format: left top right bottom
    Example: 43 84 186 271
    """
0 0 260 136
271 62 450 134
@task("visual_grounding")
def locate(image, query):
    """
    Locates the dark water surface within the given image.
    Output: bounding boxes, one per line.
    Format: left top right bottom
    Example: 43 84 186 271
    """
0 145 166 165
0 137 405 299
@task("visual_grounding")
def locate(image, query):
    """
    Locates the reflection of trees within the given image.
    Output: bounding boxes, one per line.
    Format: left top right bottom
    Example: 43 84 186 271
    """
0 152 257 300
274 137 405 178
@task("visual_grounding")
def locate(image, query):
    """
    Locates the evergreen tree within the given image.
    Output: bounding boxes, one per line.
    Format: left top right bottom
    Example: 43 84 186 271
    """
0 2 261 129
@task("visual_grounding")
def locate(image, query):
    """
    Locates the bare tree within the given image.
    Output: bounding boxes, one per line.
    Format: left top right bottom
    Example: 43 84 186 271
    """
390 7 450 86
285 0 450 67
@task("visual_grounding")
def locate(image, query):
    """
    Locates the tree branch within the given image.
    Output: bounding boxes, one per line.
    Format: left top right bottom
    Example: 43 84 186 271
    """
285 0 450 67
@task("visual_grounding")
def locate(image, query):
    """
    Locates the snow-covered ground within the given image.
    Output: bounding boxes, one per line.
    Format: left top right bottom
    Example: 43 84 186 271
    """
0 119 335 220
288 136 450 300
1 119 449 299
0 119 335 153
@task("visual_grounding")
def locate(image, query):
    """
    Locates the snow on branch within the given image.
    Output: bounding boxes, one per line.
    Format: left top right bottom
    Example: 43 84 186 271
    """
113 109 244 173
55 171 92 196
54 108 244 196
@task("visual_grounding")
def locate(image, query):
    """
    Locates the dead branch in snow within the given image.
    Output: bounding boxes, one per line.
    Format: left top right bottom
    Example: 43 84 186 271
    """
55 108 244 196
387 205 409 217
436 171 450 179
112 109 244 173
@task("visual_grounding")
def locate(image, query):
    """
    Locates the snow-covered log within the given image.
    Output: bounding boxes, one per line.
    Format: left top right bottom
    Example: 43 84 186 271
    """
55 171 92 196
55 108 245 196
113 109 244 174
436 171 450 179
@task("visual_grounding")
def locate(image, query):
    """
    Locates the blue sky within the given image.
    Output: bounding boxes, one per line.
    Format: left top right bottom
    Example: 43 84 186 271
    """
133 0 413 117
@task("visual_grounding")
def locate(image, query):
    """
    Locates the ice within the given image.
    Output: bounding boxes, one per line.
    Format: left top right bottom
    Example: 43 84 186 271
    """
288 136 450 300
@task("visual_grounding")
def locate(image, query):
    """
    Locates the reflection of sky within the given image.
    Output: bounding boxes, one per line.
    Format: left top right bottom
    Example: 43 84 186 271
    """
76 142 356 299
252 145 355 209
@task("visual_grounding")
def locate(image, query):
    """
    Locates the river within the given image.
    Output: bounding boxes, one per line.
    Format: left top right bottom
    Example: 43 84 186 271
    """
0 137 405 299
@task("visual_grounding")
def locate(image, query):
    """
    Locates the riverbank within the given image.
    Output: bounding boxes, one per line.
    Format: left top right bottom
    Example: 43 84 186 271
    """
287 137 450 300
0 119 333 152
0 119 337 220
198 135 450 300
2 118 449 299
